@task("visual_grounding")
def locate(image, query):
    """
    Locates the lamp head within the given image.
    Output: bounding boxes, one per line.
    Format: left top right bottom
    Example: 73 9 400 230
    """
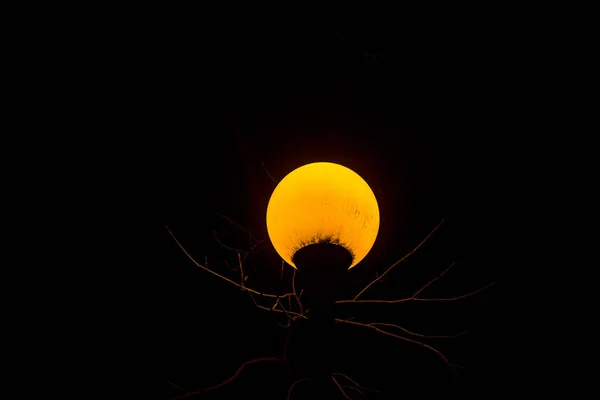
266 162 379 270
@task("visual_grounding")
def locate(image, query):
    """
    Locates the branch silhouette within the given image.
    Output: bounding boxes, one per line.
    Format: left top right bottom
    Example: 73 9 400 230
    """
353 219 445 300
167 225 306 321
287 378 310 399
340 260 494 305
337 282 494 305
261 160 278 185
333 372 379 393
167 226 290 300
217 213 260 243
332 376 352 399
168 357 283 400
167 213 491 398
367 322 468 339
335 318 459 373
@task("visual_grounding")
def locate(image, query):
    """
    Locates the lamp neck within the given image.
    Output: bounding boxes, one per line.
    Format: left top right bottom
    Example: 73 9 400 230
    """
293 243 352 320
287 244 351 387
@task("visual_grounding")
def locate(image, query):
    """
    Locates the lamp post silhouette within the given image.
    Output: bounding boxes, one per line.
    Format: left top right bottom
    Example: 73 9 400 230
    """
266 162 380 395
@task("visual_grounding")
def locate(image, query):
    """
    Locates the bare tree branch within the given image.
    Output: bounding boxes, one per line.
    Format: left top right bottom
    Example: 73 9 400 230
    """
337 282 494 304
278 319 291 328
332 376 352 399
213 230 248 254
276 297 294 320
248 292 306 319
261 160 278 185
223 259 236 273
333 373 379 393
214 215 265 267
342 385 363 396
163 379 186 393
167 226 293 301
217 213 259 243
412 261 456 298
237 252 245 286
235 249 300 320
368 322 468 339
287 378 310 400
335 318 457 372
375 271 386 283
353 219 445 300
271 298 280 311
178 223 297 320
168 357 282 400
241 239 266 265
249 292 277 312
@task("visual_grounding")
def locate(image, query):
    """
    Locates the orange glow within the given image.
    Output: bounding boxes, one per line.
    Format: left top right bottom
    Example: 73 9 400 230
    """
266 162 379 269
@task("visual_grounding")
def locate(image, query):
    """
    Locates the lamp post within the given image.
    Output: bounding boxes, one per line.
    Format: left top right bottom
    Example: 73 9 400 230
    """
266 162 380 396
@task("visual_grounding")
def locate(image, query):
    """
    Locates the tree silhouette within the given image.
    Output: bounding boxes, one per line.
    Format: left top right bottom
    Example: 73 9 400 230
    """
165 210 493 399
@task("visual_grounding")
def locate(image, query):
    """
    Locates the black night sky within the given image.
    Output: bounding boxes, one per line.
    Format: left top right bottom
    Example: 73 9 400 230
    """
136 27 511 399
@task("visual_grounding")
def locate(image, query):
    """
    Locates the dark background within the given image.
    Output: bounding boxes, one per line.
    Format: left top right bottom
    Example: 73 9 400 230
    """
119 26 515 399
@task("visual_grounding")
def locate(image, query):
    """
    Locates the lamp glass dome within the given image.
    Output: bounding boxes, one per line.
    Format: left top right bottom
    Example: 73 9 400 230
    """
266 162 379 269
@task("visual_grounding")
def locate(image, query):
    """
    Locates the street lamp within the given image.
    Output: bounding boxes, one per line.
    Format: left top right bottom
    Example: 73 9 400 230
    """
266 162 380 392
266 161 380 271
166 160 492 398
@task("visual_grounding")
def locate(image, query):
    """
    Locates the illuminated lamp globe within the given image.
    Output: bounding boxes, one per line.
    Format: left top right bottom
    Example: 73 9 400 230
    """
266 162 379 270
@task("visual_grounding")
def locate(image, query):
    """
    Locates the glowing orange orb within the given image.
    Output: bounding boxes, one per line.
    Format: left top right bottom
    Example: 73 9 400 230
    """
266 162 379 269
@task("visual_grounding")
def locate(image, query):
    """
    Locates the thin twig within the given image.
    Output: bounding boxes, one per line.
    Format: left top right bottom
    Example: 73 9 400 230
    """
278 319 291 328
335 318 456 371
217 213 259 243
163 379 186 393
223 259 235 272
332 376 352 399
333 373 379 393
342 385 363 395
238 252 245 285
168 357 282 400
271 298 280 310
167 226 289 300
239 249 293 309
249 293 278 312
368 322 468 338
241 239 266 264
337 282 495 304
249 293 306 319
287 378 310 399
412 261 456 298
261 160 278 184
213 230 248 254
353 219 445 300
237 249 297 320
276 297 294 320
